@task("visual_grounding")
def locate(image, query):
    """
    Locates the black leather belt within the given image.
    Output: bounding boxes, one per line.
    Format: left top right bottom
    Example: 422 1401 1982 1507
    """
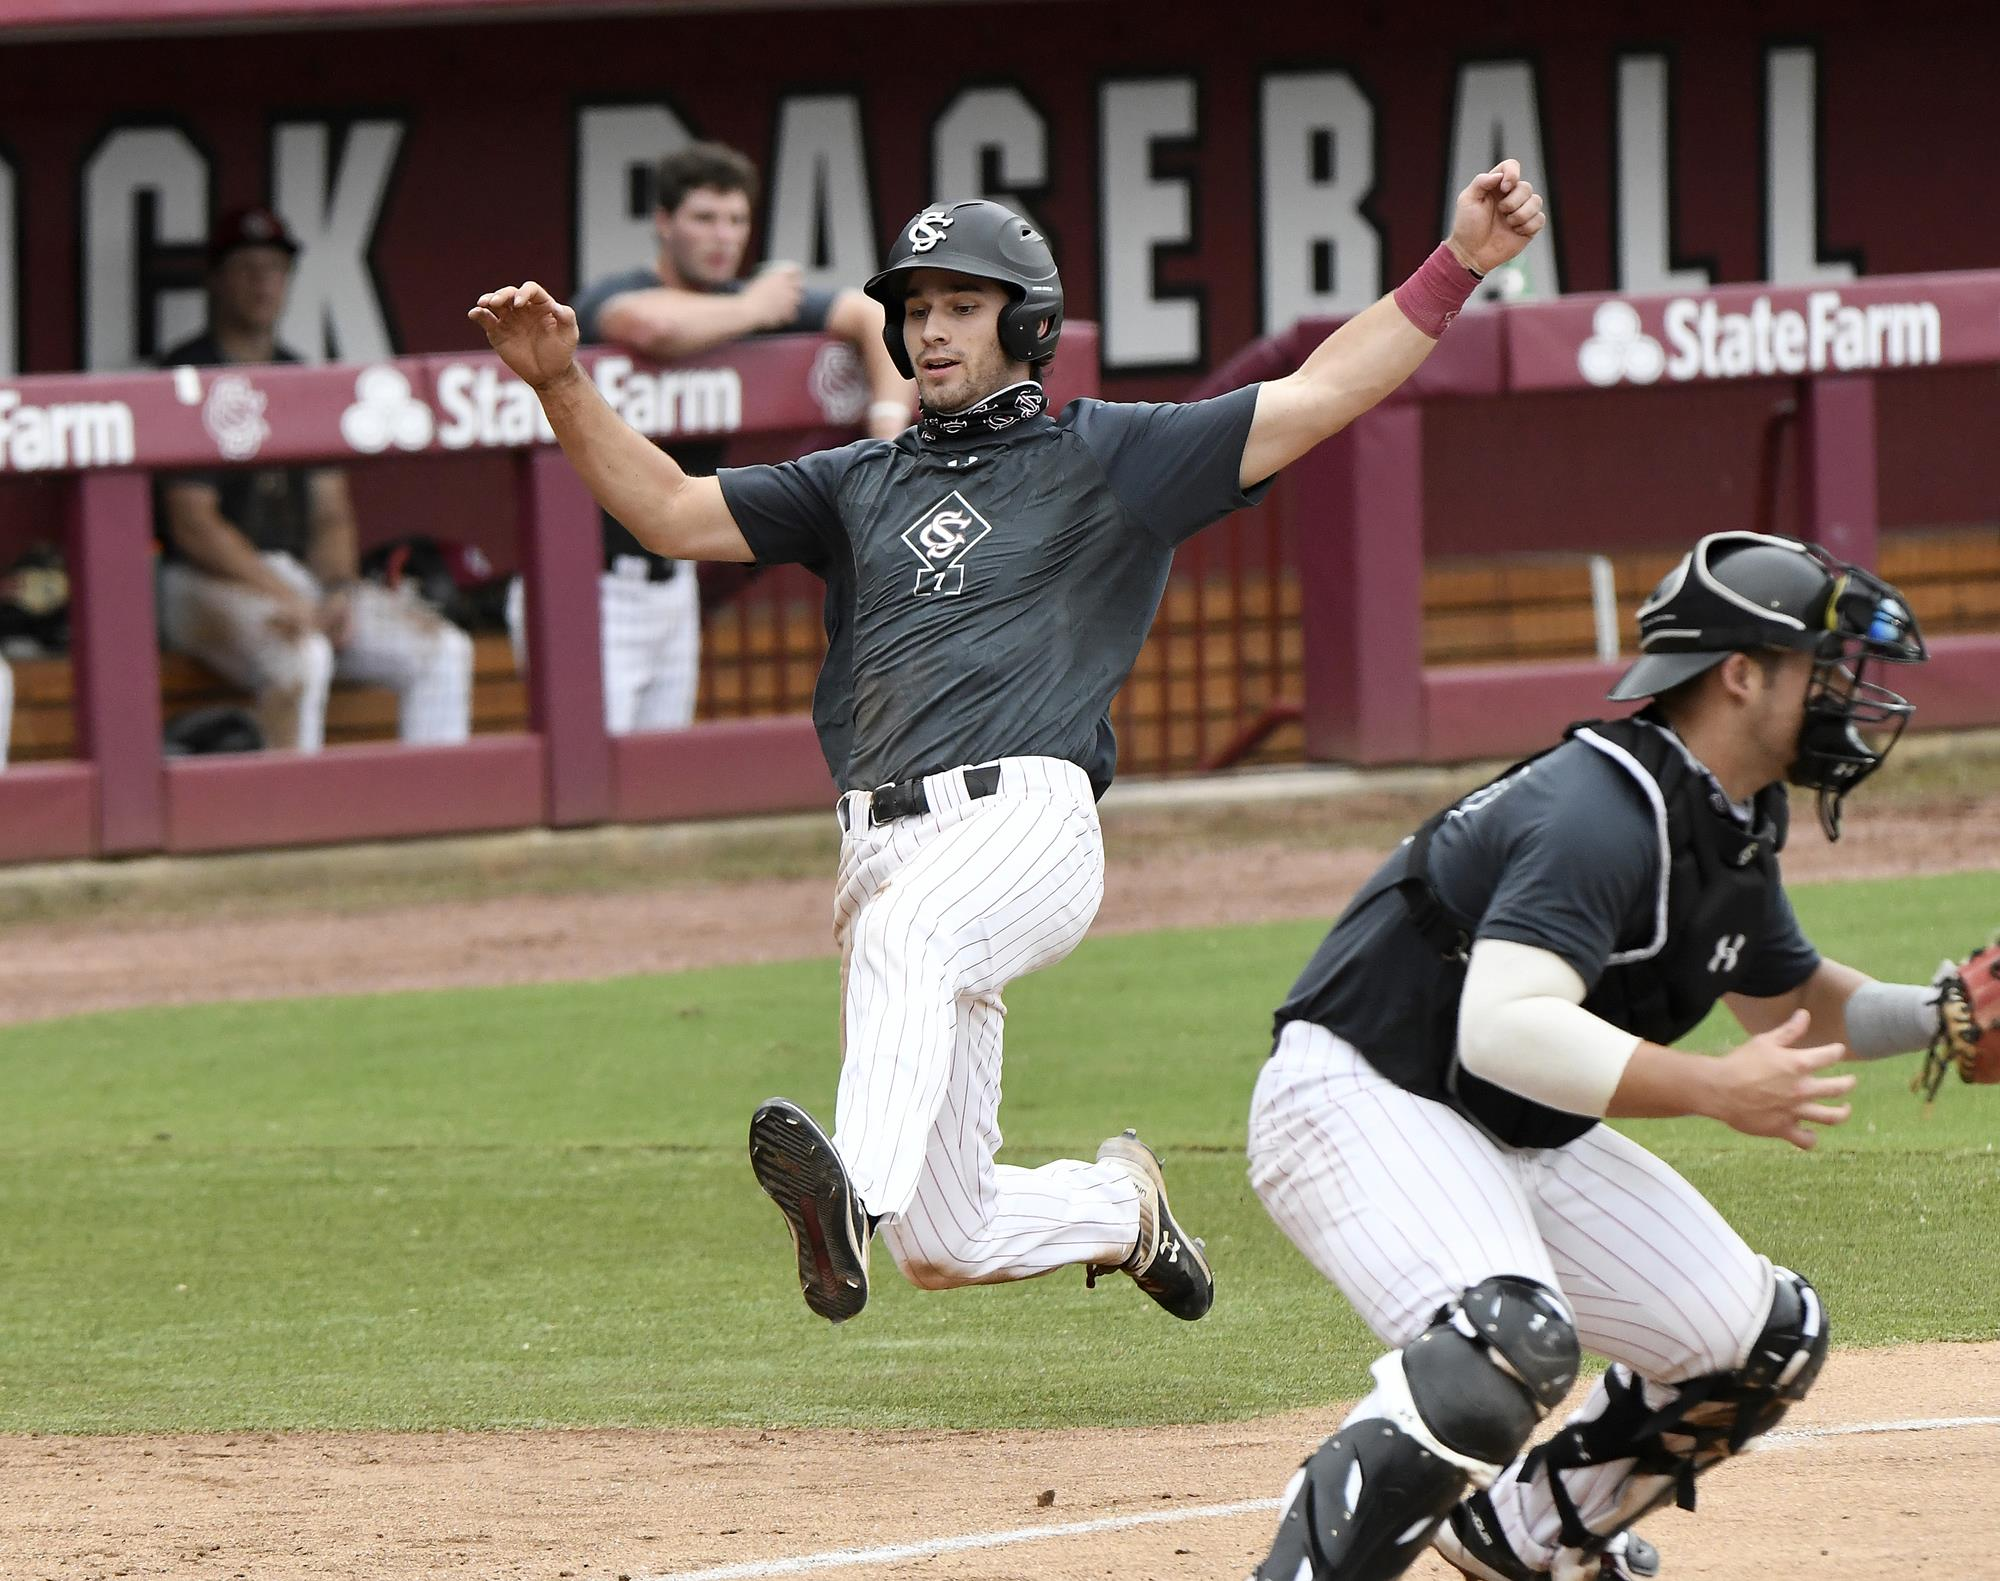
840 763 1003 831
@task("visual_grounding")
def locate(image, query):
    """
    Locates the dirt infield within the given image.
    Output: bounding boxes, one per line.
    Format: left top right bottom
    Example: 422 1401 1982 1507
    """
2 789 1996 1027
5 1344 1997 1579
5 767 1999 1579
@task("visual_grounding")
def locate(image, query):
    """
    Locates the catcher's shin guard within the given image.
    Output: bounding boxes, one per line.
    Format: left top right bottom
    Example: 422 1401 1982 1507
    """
1253 1277 1580 1581
1253 1418 1467 1581
1518 1267 1828 1559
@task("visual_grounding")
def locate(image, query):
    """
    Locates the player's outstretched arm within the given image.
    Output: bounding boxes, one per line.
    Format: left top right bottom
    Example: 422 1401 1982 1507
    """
1237 158 1546 489
1610 1011 1855 1151
468 282 754 563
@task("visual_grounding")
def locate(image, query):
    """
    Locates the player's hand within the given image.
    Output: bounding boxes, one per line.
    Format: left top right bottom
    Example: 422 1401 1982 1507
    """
1707 1009 1856 1150
468 282 580 390
744 262 805 331
317 587 355 648
1445 158 1546 277
265 591 319 641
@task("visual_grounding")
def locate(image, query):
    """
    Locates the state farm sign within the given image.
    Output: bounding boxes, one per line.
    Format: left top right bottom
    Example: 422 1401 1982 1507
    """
1579 290 1944 387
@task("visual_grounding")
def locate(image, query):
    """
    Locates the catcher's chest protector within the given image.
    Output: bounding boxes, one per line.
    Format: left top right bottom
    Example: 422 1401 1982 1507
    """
1410 717 1790 1149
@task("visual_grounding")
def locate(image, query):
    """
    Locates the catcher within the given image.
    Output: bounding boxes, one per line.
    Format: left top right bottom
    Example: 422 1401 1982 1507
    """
1247 531 1996 1581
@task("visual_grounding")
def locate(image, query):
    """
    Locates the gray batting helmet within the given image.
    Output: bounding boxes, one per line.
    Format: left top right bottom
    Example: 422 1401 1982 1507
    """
863 200 1063 379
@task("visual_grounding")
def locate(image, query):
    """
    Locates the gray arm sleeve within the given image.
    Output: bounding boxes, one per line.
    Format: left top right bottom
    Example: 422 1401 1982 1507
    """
1845 979 1943 1059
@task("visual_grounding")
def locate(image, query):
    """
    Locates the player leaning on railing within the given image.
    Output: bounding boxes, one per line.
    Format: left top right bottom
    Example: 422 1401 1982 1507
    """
471 161 1544 1327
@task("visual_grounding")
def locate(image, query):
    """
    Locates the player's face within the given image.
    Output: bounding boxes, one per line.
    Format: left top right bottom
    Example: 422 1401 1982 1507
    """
902 271 1024 413
1745 649 1818 775
658 186 754 288
209 246 294 335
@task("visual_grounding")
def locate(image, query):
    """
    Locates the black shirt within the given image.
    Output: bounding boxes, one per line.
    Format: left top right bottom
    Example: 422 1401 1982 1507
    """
1277 718 1820 1138
154 331 330 562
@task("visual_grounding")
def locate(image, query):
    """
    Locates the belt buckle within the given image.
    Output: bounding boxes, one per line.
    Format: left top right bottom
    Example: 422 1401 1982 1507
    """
870 778 928 825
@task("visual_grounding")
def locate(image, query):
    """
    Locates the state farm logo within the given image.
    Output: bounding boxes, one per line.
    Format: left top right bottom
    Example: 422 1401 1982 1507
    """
900 489 993 597
0 389 136 472
202 372 270 460
429 358 742 449
1578 289 1944 387
341 365 434 454
1578 302 1665 387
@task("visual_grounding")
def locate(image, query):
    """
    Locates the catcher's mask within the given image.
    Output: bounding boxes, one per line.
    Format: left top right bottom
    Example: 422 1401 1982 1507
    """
863 199 1063 380
1609 531 1927 839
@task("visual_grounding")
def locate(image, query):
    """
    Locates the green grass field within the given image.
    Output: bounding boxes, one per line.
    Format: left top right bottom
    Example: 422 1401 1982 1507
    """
2 869 1995 1435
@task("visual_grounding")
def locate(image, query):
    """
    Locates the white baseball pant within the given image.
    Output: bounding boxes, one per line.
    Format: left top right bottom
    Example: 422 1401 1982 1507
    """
1249 1018 1778 1572
158 552 473 754
505 558 701 734
0 654 12 768
829 756 1146 1288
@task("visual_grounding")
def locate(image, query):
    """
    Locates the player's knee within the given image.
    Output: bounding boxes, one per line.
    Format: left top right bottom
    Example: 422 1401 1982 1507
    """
1253 1417 1467 1581
877 1219 979 1289
1250 1280 1576 1581
1403 1275 1581 1469
1732 1265 1828 1422
263 630 334 696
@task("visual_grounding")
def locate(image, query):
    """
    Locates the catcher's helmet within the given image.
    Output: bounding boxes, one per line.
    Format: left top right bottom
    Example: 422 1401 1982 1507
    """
863 200 1063 379
1609 531 1928 838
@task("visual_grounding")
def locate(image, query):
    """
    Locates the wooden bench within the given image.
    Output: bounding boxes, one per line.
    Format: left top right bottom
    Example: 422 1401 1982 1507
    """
4 632 528 764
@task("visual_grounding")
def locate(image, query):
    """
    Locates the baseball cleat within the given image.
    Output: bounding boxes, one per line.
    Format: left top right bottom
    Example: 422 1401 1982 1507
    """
1434 1490 1661 1581
1085 1128 1213 1321
748 1098 870 1324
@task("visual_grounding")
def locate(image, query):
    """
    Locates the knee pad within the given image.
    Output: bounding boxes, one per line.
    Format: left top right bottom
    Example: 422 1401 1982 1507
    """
1523 1267 1828 1552
1405 1275 1581 1468
1252 1420 1466 1581
1250 1279 1578 1581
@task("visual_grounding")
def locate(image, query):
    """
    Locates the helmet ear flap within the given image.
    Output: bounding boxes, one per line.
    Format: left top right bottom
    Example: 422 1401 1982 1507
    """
880 307 914 380
998 295 1063 367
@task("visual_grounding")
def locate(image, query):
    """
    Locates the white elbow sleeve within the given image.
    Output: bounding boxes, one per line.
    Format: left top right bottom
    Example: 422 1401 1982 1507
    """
1458 940 1642 1118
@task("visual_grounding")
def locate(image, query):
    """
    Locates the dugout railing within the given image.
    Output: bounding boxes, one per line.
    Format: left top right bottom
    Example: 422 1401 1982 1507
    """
1186 269 2000 768
0 331 1098 864
4 273 2000 864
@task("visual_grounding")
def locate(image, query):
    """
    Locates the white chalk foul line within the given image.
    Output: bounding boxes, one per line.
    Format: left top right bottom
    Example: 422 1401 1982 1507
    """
646 1414 2000 1581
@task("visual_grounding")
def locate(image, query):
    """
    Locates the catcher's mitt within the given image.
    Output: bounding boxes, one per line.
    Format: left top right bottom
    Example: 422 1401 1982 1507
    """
1915 940 2000 1101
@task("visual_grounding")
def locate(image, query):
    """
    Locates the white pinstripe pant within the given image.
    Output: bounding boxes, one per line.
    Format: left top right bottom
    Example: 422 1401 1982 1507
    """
505 561 700 735
830 756 1145 1289
1250 1019 1778 1571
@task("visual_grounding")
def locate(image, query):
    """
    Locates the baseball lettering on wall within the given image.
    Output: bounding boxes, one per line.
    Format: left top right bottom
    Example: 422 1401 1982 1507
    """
1258 70 1382 333
272 117 405 363
1613 53 1712 294
0 150 17 377
765 94 878 297
80 123 209 371
572 102 695 290
931 86 1049 232
9 25 1968 383
1098 76 1201 372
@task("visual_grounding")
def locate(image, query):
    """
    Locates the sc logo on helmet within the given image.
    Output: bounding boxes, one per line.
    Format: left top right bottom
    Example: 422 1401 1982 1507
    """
908 208 956 253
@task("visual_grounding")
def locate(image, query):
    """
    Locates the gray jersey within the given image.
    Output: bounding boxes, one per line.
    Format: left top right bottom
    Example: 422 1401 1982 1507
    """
718 385 1270 793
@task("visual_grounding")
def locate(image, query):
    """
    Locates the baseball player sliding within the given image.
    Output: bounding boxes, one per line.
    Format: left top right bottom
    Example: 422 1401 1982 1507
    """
1247 532 1982 1581
472 161 1544 1325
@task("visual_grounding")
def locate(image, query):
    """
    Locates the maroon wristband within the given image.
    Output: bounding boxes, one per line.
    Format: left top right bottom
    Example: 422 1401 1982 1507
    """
1393 243 1484 338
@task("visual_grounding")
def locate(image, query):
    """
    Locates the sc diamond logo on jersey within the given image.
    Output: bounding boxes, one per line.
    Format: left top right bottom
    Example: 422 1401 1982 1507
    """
901 490 993 596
